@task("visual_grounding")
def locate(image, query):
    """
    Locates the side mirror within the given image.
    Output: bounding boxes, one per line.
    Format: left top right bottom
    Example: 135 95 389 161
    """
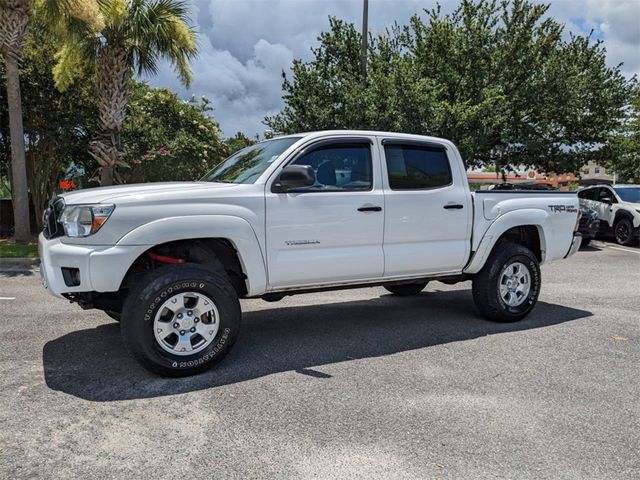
601 197 613 204
272 165 316 193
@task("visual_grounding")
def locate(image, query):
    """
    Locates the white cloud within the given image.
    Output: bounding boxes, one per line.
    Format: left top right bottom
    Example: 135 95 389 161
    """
547 0 640 77
146 0 640 137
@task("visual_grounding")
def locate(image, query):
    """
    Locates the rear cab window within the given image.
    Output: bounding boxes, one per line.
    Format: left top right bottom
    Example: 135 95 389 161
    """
382 141 453 190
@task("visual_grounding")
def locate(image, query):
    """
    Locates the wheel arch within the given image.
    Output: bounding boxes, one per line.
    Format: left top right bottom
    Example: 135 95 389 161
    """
115 215 267 297
465 209 550 274
614 208 639 228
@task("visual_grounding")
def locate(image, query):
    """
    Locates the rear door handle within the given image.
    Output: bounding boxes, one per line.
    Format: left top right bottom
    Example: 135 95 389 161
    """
358 205 382 212
443 203 464 210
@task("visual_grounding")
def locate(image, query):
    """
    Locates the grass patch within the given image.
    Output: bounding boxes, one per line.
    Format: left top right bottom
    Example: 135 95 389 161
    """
0 240 39 258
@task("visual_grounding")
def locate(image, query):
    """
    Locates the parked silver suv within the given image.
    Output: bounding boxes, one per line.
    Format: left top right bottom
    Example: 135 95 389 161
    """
577 184 640 245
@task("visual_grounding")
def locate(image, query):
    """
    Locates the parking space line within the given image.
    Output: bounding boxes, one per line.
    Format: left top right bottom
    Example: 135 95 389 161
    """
0 297 16 300
607 245 640 255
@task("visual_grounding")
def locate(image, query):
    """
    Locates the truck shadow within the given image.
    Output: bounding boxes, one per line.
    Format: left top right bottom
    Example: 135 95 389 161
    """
0 269 35 278
42 288 592 402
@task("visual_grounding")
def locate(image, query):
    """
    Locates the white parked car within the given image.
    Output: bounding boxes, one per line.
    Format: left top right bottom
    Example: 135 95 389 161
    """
39 130 582 376
577 184 640 246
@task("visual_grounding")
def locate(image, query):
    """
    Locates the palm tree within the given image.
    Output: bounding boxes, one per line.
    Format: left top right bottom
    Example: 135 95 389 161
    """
49 0 197 185
0 0 102 242
1 0 32 242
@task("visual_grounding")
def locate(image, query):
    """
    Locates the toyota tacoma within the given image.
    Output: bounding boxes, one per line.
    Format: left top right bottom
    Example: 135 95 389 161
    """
39 131 582 376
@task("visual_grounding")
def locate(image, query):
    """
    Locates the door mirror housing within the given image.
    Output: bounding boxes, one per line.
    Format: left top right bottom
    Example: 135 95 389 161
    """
272 165 316 192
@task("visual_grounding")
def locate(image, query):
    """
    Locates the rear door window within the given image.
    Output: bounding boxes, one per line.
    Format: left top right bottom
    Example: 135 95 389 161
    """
383 144 452 190
578 189 596 200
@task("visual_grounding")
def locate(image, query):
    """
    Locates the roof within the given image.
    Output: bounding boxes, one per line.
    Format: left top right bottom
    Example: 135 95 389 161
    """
581 184 640 189
274 129 452 145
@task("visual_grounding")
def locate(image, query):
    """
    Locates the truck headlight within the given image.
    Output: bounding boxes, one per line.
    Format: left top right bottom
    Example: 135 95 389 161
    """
59 204 115 237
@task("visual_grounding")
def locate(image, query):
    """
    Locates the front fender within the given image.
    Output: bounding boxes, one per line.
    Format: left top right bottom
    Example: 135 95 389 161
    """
464 209 552 274
117 215 267 296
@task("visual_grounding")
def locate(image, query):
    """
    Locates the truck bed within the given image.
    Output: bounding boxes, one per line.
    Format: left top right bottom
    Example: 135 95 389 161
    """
468 190 579 270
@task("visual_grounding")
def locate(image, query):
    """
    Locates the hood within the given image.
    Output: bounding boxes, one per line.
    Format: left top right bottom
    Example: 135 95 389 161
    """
60 182 237 204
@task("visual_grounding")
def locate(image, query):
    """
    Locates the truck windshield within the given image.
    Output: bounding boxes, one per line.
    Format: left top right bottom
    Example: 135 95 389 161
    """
614 187 640 203
201 137 301 184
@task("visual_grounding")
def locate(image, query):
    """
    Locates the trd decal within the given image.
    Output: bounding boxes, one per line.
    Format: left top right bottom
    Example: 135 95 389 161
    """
548 205 577 213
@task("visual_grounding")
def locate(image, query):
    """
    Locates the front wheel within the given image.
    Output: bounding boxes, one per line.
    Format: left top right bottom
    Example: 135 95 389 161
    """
614 218 634 246
472 243 541 323
105 310 121 322
121 264 241 377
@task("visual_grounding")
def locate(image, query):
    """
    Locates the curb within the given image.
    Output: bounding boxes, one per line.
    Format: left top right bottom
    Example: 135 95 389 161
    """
0 257 40 271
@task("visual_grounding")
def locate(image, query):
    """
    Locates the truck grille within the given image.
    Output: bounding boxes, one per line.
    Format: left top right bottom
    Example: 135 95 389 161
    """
42 197 65 239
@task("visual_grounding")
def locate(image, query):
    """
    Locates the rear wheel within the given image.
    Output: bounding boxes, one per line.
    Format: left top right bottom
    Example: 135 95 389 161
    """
614 218 634 246
580 237 591 248
472 243 541 322
384 281 429 296
121 264 241 377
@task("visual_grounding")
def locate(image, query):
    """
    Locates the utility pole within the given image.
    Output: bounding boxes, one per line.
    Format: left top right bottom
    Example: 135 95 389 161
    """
361 0 369 79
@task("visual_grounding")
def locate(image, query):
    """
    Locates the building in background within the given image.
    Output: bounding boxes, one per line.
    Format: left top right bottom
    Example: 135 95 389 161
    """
579 161 614 185
467 167 577 190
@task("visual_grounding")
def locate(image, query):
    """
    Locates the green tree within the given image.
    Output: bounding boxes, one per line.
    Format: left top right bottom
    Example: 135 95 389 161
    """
605 88 640 183
266 0 634 175
0 0 101 241
224 131 256 156
1 20 98 230
120 83 226 183
45 0 197 186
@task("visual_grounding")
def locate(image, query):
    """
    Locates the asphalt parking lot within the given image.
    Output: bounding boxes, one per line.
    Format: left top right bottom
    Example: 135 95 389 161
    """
0 240 638 479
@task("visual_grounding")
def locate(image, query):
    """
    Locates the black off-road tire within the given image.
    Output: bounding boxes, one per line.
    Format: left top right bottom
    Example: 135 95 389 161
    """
105 310 121 322
121 264 241 377
614 218 634 246
472 242 541 323
384 281 429 296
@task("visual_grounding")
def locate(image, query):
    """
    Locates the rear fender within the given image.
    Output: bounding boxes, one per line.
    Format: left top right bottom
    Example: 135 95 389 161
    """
464 209 549 274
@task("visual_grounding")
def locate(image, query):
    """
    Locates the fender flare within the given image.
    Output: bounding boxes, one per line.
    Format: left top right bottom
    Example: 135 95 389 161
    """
464 209 549 274
116 215 267 296
613 208 640 229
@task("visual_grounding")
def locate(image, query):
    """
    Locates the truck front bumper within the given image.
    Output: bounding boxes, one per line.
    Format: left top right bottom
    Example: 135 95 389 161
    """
39 233 148 297
564 232 582 259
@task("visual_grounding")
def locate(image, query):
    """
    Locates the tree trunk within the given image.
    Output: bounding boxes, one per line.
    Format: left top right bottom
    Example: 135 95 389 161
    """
100 165 114 186
90 42 132 186
4 55 30 242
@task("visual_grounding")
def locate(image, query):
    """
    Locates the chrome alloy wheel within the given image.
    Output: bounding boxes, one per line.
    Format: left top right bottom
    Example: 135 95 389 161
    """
153 292 220 356
498 261 531 307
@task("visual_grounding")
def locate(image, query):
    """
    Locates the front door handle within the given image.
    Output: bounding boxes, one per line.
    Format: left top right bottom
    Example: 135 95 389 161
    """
358 205 382 212
443 203 464 210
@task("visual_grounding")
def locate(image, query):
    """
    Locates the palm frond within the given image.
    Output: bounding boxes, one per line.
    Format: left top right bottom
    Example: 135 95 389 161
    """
125 0 197 86
52 36 99 90
35 0 104 33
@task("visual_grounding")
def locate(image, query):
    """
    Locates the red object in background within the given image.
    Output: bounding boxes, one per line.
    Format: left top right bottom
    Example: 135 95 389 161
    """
59 180 76 191
159 146 170 155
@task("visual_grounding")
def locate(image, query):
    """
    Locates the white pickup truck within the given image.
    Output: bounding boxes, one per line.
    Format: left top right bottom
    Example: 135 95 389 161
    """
39 130 582 376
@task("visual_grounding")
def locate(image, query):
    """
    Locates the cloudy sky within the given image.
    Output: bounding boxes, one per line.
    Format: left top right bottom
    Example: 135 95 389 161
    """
147 0 640 138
